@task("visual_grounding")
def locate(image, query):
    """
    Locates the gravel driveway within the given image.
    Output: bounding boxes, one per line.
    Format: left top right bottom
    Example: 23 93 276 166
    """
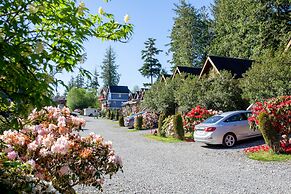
76 117 291 194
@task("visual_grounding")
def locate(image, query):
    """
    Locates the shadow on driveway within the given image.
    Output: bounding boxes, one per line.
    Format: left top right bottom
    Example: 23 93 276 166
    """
201 136 265 150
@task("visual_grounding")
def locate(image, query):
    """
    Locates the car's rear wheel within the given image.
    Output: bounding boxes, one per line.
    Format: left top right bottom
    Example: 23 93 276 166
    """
223 133 237 147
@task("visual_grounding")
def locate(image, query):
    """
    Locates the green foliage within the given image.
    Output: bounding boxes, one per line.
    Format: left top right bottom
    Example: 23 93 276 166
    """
0 0 132 123
198 71 246 111
174 75 200 112
175 71 245 112
101 46 120 87
173 114 184 140
110 111 115 120
240 52 291 102
119 116 124 127
75 73 85 88
142 77 181 116
115 109 119 121
168 0 212 69
134 116 143 130
66 88 97 111
209 0 290 58
258 112 281 153
158 113 166 137
0 152 37 193
100 109 106 117
89 69 100 93
139 38 162 84
106 110 111 119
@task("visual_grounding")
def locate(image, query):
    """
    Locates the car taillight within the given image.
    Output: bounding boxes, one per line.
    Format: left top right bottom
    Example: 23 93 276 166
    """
204 127 216 132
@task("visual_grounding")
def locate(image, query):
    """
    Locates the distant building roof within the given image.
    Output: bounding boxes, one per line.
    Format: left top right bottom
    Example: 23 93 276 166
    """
200 56 253 78
109 86 130 93
162 74 172 78
172 66 202 78
177 66 202 75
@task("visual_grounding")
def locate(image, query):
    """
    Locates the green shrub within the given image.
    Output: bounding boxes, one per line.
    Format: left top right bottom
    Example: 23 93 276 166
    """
173 114 184 140
106 110 111 119
258 112 280 153
110 111 115 120
134 116 143 130
100 110 106 117
115 110 119 121
119 116 125 127
158 113 166 137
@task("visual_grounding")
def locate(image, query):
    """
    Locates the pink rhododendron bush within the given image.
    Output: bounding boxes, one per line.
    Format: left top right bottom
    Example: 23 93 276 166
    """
0 107 122 193
142 112 158 129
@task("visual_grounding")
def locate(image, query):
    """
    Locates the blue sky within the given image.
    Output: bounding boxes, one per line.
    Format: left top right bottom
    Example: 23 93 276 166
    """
55 0 213 94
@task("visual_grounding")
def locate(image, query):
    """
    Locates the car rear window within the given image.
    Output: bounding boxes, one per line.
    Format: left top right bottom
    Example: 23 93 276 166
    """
203 116 223 124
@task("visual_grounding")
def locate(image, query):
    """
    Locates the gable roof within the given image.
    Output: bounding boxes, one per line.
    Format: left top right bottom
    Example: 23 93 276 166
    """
172 66 202 79
109 86 130 93
200 56 253 78
162 74 172 79
176 66 201 75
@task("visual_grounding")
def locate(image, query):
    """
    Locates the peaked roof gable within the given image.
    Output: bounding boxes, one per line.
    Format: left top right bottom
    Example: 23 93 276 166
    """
200 56 253 78
177 66 201 75
109 86 130 93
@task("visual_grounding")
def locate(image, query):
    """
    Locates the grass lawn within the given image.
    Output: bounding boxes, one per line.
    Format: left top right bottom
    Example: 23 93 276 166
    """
128 129 139 132
144 134 183 143
246 151 291 162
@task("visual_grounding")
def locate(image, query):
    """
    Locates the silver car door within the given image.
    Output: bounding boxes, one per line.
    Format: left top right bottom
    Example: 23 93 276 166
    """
223 113 248 140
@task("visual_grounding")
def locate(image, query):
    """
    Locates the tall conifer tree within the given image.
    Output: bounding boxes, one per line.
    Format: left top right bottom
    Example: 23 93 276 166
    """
139 38 162 85
168 0 212 70
101 46 120 87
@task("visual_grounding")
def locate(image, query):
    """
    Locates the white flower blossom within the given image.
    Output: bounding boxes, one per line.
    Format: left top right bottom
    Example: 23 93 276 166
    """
124 14 129 23
98 7 104 15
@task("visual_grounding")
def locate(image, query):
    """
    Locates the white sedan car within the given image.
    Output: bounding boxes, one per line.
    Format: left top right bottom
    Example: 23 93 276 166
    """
194 111 261 147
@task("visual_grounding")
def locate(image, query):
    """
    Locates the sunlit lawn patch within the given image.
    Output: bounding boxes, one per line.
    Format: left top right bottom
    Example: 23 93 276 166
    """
246 151 291 162
128 129 139 132
144 134 183 143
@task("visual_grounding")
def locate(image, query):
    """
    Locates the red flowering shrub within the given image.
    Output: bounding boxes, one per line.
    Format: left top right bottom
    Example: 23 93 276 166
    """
244 145 270 153
248 96 291 134
248 96 291 153
183 106 221 133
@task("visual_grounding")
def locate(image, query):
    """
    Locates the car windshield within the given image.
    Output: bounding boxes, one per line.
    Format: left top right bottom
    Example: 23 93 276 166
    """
203 116 223 124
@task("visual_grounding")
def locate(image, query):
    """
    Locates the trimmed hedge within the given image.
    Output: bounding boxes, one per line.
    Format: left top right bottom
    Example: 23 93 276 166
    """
134 116 143 130
173 113 184 140
258 112 280 153
158 113 166 137
119 116 125 127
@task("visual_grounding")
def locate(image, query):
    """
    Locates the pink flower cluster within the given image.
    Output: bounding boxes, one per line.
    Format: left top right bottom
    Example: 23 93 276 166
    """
0 106 122 192
142 112 159 129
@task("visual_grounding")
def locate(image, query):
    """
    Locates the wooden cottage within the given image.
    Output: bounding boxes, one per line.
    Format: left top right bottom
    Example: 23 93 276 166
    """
199 56 253 78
